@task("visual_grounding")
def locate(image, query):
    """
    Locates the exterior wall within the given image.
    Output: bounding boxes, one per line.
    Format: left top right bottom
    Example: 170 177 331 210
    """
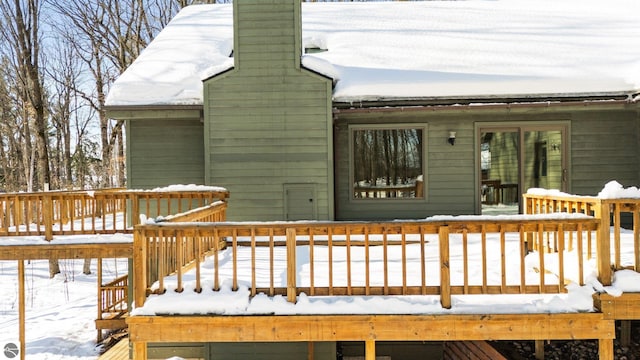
147 342 206 360
147 342 335 360
127 118 204 189
208 342 335 360
340 341 443 359
334 106 639 220
334 111 476 220
204 0 333 221
570 110 639 195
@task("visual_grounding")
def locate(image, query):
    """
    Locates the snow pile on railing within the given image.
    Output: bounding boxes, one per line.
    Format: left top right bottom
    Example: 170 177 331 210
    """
527 180 640 199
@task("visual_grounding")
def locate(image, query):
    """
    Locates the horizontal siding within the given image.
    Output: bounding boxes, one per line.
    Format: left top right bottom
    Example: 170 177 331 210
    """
213 92 328 104
206 22 332 223
128 119 204 189
209 342 335 360
212 76 327 88
571 111 639 195
335 118 476 220
236 1 297 69
147 343 204 360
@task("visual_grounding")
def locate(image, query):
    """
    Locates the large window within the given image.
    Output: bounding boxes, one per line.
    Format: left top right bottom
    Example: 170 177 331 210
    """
352 127 424 199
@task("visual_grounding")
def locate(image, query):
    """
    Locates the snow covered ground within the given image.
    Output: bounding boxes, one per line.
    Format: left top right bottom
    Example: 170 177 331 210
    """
0 258 129 359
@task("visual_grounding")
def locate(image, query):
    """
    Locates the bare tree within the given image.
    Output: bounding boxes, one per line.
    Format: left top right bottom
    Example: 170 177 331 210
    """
49 0 181 188
0 0 60 277
47 40 75 189
0 0 50 191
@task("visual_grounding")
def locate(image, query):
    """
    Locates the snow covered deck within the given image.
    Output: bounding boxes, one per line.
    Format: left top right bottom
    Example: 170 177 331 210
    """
128 212 640 360
123 182 640 360
2 185 640 360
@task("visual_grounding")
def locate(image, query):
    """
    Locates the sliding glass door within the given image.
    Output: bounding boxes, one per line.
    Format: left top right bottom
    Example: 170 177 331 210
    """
480 125 566 215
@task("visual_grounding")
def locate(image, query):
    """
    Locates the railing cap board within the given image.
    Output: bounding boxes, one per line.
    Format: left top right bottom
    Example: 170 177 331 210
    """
524 193 640 204
0 187 229 198
135 215 599 236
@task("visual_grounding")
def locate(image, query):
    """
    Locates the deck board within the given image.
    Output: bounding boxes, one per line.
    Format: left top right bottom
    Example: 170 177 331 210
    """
99 338 129 360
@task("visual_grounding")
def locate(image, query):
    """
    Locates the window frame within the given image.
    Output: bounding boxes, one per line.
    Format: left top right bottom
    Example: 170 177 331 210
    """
349 124 428 202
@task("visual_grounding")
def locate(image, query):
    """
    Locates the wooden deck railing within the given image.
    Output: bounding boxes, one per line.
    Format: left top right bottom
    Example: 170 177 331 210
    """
0 187 229 240
96 273 129 342
99 274 129 319
133 216 600 309
134 201 229 299
523 192 640 283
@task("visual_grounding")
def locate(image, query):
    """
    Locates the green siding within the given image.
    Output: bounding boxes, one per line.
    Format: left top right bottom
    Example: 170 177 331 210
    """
334 107 640 220
340 341 443 359
334 112 476 220
570 110 639 195
127 119 204 189
147 343 205 360
204 0 332 221
209 342 335 360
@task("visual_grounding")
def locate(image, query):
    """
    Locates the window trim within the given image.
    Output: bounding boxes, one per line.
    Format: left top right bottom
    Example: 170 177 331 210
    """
349 124 428 202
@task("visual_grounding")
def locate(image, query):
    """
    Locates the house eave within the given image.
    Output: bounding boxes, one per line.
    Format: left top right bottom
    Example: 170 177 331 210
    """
105 104 204 120
332 92 639 114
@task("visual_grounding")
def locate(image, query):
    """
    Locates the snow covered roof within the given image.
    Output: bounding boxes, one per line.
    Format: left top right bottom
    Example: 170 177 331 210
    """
105 0 640 107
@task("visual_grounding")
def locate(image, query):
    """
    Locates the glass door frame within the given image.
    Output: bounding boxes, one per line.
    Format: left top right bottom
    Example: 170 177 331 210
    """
475 121 570 214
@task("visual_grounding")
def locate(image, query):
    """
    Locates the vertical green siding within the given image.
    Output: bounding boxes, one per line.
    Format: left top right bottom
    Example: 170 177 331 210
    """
127 118 204 189
204 0 333 221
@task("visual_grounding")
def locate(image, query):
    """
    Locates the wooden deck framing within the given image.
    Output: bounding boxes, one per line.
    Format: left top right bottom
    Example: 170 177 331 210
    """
0 242 133 261
0 188 229 360
2 189 639 360
127 313 615 359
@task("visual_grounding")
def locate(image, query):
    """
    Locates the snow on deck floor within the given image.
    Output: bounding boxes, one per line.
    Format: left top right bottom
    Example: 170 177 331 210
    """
134 227 640 316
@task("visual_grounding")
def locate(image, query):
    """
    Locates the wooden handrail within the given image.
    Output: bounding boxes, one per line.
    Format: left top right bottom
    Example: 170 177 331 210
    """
523 193 640 282
0 187 229 240
133 201 229 307
133 216 600 309
99 275 128 317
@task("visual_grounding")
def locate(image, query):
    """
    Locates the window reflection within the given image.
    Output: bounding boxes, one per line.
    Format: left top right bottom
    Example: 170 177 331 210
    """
352 128 423 199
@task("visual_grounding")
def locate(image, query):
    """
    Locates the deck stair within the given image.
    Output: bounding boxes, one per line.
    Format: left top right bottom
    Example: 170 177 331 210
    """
99 338 130 360
443 341 508 360
96 274 129 342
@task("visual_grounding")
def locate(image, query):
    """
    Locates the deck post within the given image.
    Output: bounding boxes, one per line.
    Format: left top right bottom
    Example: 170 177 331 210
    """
286 228 297 303
535 340 544 360
97 258 103 343
620 320 631 346
634 208 639 271
598 338 613 360
596 202 612 286
131 193 140 227
18 260 25 360
43 194 53 241
307 342 314 360
133 227 148 308
365 340 376 360
439 225 451 309
132 341 147 360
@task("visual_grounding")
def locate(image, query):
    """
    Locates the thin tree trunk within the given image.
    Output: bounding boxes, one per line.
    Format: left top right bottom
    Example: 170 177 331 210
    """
83 259 91 275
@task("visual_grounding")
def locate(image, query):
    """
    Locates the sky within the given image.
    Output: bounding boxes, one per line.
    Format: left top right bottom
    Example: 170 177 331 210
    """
105 0 640 106
1 181 640 359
